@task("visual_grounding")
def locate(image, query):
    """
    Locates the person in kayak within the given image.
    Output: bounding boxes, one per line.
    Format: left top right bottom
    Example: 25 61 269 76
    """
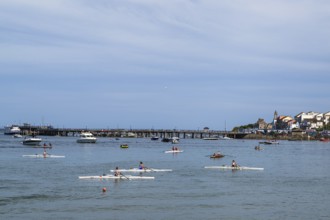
213 151 222 157
139 161 145 170
114 167 121 176
231 160 238 167
171 146 179 151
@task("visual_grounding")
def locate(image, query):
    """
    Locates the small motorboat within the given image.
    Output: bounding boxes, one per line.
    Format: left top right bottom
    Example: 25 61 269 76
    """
77 132 97 143
151 136 159 141
210 153 224 159
120 144 129 148
23 136 42 146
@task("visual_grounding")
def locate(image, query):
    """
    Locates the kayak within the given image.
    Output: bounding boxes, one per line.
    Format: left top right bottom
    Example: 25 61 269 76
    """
164 150 183 153
110 168 172 172
78 175 155 180
204 165 264 171
210 154 224 158
22 154 65 158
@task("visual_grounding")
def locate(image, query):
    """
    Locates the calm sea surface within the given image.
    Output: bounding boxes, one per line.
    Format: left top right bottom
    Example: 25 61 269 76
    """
1 134 329 220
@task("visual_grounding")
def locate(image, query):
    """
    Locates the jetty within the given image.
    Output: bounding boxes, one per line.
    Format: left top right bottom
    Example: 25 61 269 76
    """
15 125 248 139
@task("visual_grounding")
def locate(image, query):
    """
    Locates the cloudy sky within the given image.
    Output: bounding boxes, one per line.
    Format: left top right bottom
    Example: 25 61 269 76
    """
1 0 329 130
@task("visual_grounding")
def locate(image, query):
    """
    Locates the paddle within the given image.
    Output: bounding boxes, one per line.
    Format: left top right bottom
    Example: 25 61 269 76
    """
144 167 154 172
120 173 130 180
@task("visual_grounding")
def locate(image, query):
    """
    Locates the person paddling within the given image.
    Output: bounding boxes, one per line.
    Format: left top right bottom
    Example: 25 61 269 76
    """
114 166 121 176
139 161 145 170
231 160 238 167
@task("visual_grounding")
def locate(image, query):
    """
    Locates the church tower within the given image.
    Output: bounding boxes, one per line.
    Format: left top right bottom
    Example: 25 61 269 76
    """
273 110 278 129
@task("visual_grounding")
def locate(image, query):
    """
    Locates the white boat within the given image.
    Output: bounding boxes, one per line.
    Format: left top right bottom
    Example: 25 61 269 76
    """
78 174 155 180
204 165 264 171
22 154 65 158
220 136 232 140
4 125 21 135
171 137 180 144
13 134 23 138
22 137 42 145
164 150 183 153
110 168 172 172
77 132 97 143
126 132 137 138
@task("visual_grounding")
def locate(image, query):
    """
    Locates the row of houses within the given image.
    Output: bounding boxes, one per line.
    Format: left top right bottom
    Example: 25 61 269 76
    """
257 111 330 131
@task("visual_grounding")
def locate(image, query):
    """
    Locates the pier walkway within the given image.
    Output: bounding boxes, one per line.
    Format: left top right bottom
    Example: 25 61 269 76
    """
17 125 248 139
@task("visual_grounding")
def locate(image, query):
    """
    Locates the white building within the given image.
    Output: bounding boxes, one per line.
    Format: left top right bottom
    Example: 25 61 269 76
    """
295 111 329 130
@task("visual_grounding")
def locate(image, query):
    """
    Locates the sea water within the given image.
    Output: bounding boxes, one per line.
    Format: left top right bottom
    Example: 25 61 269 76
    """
0 134 329 220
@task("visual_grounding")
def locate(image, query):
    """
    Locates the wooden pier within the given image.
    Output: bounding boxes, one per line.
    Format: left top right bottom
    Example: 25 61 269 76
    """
17 125 248 139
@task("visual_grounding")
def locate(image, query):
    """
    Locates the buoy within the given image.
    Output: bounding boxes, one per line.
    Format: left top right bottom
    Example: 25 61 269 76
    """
102 187 107 193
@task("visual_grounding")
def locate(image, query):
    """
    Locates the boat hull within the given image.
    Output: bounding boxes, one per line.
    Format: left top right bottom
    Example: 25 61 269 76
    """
164 150 183 153
78 175 155 180
22 154 65 158
77 139 97 143
23 138 42 146
110 168 172 172
210 155 224 159
204 165 264 171
4 126 21 135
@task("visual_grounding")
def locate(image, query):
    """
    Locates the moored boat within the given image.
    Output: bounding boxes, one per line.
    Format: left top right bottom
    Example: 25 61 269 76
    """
120 144 129 148
13 134 23 138
320 138 330 142
4 125 21 135
161 137 171 142
219 136 232 140
77 132 97 143
171 137 180 144
22 136 42 146
210 154 224 159
259 140 279 145
151 136 159 141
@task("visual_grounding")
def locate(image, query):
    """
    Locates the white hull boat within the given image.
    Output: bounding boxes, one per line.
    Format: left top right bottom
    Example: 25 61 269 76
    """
204 165 264 171
164 150 183 153
13 134 23 138
79 175 155 180
22 137 42 146
4 125 21 135
110 168 172 172
77 132 97 143
220 136 232 140
22 154 65 158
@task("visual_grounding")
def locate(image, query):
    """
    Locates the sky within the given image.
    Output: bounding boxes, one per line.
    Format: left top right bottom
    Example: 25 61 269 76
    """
1 0 329 130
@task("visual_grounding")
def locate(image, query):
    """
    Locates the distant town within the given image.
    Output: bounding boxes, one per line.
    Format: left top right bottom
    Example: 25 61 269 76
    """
233 110 330 132
232 110 330 141
2 110 330 141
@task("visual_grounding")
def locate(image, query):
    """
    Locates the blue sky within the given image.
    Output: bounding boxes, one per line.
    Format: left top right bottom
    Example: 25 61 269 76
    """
1 0 329 130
